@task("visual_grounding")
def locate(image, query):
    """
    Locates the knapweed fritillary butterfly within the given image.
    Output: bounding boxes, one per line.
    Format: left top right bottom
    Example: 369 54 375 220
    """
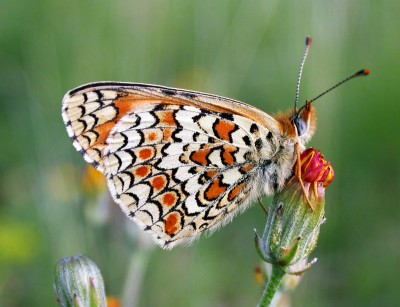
62 37 368 248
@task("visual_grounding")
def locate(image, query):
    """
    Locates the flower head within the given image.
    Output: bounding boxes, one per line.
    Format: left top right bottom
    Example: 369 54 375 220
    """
295 148 334 199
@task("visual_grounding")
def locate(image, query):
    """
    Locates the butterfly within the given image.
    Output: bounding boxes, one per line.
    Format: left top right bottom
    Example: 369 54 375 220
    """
62 38 368 249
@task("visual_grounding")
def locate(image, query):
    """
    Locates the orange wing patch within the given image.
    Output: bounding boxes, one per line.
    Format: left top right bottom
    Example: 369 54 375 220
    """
213 119 237 142
221 145 238 165
204 177 229 201
157 110 177 126
150 175 168 192
190 148 211 166
134 165 151 178
161 192 178 207
138 147 154 161
144 129 162 143
148 132 157 141
162 128 174 142
93 122 116 145
228 182 246 201
113 96 140 120
164 212 181 236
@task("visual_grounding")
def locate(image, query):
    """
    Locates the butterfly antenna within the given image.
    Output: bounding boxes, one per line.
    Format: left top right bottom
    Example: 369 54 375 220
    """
308 69 370 104
294 36 312 112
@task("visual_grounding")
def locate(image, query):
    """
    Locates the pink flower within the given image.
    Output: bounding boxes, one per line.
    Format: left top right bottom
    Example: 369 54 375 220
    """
294 148 334 200
298 148 334 187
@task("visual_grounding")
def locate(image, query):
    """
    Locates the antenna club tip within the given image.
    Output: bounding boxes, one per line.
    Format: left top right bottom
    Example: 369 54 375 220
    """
355 69 370 76
305 36 312 47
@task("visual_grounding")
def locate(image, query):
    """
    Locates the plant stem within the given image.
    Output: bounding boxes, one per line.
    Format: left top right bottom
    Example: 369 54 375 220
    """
258 265 285 307
121 247 152 307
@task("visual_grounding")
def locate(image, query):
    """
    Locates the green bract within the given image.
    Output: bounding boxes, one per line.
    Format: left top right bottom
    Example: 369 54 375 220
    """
255 178 325 274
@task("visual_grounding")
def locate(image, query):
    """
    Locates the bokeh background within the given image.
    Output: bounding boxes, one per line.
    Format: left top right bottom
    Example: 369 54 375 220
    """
1 1 399 306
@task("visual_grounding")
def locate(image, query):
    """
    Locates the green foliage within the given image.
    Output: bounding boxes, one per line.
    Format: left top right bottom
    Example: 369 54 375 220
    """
0 0 399 306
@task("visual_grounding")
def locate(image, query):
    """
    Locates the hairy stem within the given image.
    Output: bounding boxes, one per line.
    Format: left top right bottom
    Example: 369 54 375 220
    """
258 265 285 307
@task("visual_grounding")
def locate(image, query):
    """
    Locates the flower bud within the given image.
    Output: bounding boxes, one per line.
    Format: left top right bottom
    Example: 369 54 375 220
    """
54 254 106 307
255 148 334 274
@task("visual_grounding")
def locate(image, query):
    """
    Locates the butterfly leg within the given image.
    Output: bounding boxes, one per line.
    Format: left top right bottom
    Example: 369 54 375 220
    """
294 143 314 211
257 196 269 216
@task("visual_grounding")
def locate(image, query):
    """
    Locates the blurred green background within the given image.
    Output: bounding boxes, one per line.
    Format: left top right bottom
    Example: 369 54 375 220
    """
1 0 399 306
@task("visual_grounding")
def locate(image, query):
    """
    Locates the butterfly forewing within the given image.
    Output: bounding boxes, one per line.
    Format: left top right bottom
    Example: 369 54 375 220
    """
62 83 281 172
62 83 283 248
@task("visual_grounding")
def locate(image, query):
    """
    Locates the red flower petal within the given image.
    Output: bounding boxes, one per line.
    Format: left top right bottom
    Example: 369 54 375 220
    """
296 148 334 188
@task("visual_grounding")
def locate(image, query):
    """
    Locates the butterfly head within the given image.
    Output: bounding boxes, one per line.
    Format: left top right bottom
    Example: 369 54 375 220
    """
291 101 316 140
273 102 316 145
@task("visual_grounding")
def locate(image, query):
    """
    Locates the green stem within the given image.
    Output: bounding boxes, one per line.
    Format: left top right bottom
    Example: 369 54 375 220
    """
121 247 152 307
258 265 285 307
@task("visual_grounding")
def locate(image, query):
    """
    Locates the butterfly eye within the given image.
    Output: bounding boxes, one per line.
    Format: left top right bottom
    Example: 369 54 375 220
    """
293 116 307 136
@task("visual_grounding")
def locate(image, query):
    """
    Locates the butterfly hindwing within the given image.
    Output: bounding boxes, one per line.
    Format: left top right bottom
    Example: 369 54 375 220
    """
104 103 276 248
